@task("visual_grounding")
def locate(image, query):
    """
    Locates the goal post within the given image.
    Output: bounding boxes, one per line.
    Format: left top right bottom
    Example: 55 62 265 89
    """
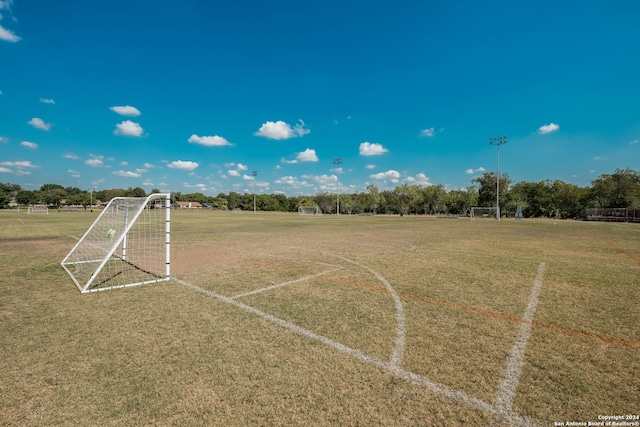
470 206 498 220
298 206 322 215
61 193 170 293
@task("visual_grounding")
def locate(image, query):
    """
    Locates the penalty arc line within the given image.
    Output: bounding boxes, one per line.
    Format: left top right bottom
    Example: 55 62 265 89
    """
495 262 546 414
172 277 543 427
334 255 406 368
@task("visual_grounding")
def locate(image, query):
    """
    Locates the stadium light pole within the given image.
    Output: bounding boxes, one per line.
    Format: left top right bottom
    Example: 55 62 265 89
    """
489 136 507 221
252 171 258 213
333 158 342 215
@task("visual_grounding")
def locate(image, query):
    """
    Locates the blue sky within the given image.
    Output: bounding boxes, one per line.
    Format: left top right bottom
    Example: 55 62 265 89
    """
1 0 639 196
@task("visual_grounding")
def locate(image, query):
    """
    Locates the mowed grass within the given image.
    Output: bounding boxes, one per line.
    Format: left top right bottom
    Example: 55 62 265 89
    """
1 210 638 426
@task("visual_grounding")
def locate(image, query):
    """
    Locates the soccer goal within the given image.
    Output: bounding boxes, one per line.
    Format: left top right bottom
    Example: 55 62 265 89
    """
470 206 498 220
298 206 322 215
28 205 49 214
61 193 170 294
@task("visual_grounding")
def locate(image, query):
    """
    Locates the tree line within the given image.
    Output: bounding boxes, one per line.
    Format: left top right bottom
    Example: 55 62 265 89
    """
1 168 639 219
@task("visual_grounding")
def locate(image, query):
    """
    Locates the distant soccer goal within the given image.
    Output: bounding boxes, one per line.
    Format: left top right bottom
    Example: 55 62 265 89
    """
470 207 498 220
298 206 322 215
28 205 49 215
61 193 170 294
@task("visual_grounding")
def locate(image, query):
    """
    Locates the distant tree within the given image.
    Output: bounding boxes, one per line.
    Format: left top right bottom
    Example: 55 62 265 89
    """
445 188 477 215
472 172 512 211
227 192 242 210
65 186 83 196
211 196 228 210
591 168 640 208
15 190 36 206
0 190 9 208
315 192 335 214
125 187 146 197
66 192 91 207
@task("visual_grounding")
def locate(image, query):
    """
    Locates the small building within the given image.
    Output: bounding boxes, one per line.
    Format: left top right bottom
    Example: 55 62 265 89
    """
174 201 203 209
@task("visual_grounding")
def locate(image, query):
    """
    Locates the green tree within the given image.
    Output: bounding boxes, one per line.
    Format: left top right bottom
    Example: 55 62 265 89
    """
315 192 335 214
472 172 512 214
591 168 640 208
15 190 36 206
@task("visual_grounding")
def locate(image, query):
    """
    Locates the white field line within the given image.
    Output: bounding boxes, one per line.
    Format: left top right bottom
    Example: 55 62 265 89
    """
231 266 343 299
335 255 406 367
495 262 546 414
174 277 542 427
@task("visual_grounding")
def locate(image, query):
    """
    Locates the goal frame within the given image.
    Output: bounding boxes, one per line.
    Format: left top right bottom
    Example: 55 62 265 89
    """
470 206 498 220
28 205 49 214
61 193 171 294
298 206 322 215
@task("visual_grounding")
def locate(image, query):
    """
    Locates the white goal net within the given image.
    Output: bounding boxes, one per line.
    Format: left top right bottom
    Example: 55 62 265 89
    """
298 206 322 215
61 193 170 293
470 206 498 220
28 205 49 214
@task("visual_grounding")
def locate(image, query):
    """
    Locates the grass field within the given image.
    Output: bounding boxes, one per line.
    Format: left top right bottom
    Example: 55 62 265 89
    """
1 210 638 426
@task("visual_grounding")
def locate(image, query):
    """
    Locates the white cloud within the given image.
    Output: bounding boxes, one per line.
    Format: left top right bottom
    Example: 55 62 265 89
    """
114 120 144 137
68 169 80 178
168 160 199 171
20 140 37 149
27 117 52 131
0 160 38 168
281 158 298 164
188 134 232 146
110 105 141 117
86 155 104 167
40 98 55 104
465 167 486 174
0 26 20 42
420 127 435 137
359 142 388 156
0 136 8 143
370 170 401 182
120 161 128 166
0 1 20 42
303 174 338 188
0 167 12 173
86 159 103 167
236 163 247 171
242 174 255 181
630 139 639 145
273 175 313 190
63 153 79 160
113 170 142 178
406 173 431 186
254 119 310 140
365 164 375 169
297 148 318 162
228 170 240 177
538 123 559 134
143 163 155 168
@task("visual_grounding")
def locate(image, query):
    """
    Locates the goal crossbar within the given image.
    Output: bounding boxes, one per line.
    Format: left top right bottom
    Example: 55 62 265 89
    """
298 206 322 215
470 206 498 220
61 193 171 293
